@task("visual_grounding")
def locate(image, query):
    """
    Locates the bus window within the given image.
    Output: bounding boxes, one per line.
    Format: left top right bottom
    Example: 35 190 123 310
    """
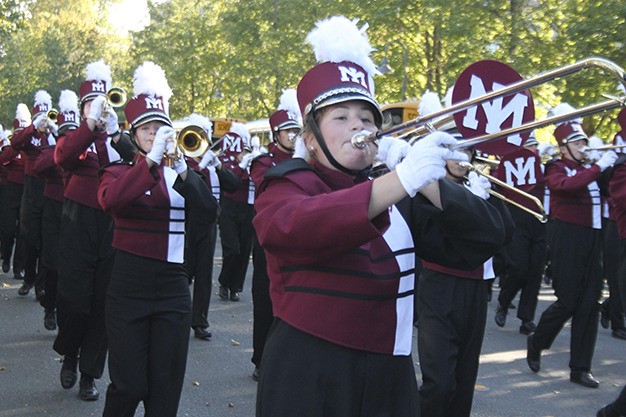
381 101 418 129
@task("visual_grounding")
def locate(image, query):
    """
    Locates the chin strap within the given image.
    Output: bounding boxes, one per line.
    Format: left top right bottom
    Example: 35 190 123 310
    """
307 112 371 177
565 142 585 164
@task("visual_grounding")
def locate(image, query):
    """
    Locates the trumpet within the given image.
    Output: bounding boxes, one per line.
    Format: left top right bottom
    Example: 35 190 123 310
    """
460 161 548 223
351 57 626 149
106 87 127 108
177 125 210 158
47 108 59 123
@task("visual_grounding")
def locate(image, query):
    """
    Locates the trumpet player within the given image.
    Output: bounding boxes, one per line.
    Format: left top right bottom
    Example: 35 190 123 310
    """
52 60 121 401
10 90 56 300
526 107 618 388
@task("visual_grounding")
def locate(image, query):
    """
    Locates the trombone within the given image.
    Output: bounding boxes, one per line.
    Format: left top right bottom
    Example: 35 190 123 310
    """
177 125 210 158
460 161 548 223
352 57 626 149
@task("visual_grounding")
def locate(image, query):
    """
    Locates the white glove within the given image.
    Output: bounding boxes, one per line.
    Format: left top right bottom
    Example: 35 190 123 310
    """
103 108 119 135
596 150 618 172
87 96 107 121
198 150 221 170
377 135 410 170
172 155 188 175
47 133 57 146
238 150 261 169
292 135 307 159
395 131 469 197
146 126 175 165
47 120 58 137
466 171 491 200
33 113 47 130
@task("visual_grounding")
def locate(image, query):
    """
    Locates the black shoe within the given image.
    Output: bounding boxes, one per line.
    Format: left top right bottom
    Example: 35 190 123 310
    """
44 309 57 331
218 286 229 300
570 371 599 388
526 334 541 373
252 367 261 382
611 328 626 340
60 355 78 389
229 292 240 302
17 282 32 296
596 406 609 417
79 374 100 401
509 303 516 309
2 259 9 273
600 303 610 329
494 304 507 327
13 269 24 280
193 326 212 340
35 287 45 302
519 321 536 335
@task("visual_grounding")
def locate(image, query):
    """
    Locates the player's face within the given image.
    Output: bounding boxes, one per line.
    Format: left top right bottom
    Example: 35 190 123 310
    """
134 121 167 153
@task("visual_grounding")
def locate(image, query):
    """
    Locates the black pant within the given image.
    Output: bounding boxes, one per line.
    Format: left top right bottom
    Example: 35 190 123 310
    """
0 181 25 271
498 207 547 322
39 197 62 311
605 384 626 416
186 220 218 329
20 175 44 285
256 320 419 417
103 250 191 417
416 269 488 417
601 220 625 330
217 198 254 293
251 235 273 367
532 220 603 372
53 200 114 379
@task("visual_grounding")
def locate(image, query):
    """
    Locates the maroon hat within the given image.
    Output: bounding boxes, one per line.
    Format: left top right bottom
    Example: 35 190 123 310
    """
124 94 172 128
79 79 108 104
554 122 587 144
618 108 626 131
80 60 112 104
57 110 80 130
297 61 382 126
269 109 301 133
31 90 52 118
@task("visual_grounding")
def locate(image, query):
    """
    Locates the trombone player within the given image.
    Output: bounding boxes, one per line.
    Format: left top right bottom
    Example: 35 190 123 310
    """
526 104 618 388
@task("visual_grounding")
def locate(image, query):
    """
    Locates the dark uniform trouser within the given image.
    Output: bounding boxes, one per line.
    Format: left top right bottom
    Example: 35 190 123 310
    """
257 319 419 417
417 269 488 417
532 220 603 372
40 197 62 311
0 181 25 271
103 250 191 417
217 198 254 293
602 220 625 330
53 199 114 379
20 174 44 286
251 234 273 367
187 220 217 329
498 206 547 322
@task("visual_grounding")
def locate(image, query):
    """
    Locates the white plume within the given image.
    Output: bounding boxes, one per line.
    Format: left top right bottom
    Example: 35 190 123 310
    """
34 90 52 108
16 103 31 122
548 102 582 125
306 15 380 77
443 87 454 108
58 90 79 113
186 113 213 137
419 91 443 116
132 61 173 103
85 59 112 86
277 89 302 124
229 122 250 141
1 129 11 141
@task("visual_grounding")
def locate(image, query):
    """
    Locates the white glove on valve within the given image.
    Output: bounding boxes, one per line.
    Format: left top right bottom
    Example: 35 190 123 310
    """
466 171 491 200
87 96 107 122
33 114 47 130
103 108 119 135
596 150 618 172
376 136 410 170
395 131 469 197
199 150 221 170
146 126 175 165
238 150 261 169
292 136 307 159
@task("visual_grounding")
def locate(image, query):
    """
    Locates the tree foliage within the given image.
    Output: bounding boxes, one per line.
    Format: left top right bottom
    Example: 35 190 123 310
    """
1 0 624 140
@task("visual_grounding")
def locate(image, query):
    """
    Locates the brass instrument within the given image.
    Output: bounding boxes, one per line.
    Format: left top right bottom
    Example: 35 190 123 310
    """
47 108 59 123
590 144 626 151
177 125 210 158
351 57 626 149
106 87 127 108
460 161 548 223
474 155 500 167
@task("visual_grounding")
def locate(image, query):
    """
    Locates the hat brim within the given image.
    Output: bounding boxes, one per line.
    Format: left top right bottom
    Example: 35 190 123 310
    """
313 91 383 127
81 92 105 104
275 120 302 131
131 113 173 129
562 133 587 144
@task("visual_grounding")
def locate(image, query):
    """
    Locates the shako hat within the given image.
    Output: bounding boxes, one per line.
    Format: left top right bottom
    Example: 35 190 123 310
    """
79 60 112 104
57 90 80 130
269 89 302 135
550 103 587 144
124 62 173 129
32 90 52 119
13 103 32 131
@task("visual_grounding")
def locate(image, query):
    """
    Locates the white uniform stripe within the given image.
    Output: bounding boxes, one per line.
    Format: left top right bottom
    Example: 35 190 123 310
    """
164 167 186 263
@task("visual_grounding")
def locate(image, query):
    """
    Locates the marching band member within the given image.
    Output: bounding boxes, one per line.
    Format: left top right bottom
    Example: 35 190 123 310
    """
249 88 302 380
53 60 121 401
11 90 56 299
494 133 548 335
182 113 240 341
216 122 257 302
526 105 618 387
253 16 508 416
99 62 217 417
0 104 29 280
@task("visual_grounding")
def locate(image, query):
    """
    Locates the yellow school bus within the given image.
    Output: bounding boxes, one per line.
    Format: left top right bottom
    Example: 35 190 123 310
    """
381 101 419 129
210 117 247 142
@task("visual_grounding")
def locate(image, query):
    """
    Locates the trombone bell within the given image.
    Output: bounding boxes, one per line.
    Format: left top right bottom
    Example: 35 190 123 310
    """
177 125 210 158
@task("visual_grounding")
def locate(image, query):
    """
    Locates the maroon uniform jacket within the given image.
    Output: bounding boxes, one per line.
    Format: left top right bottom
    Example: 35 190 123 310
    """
545 158 602 229
250 142 291 193
253 158 507 356
31 145 63 202
54 121 119 209
609 157 626 239
218 150 254 204
0 146 25 185
98 155 217 264
10 125 52 177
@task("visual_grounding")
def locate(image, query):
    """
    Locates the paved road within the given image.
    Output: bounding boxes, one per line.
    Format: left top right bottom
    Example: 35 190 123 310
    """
1 265 624 417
